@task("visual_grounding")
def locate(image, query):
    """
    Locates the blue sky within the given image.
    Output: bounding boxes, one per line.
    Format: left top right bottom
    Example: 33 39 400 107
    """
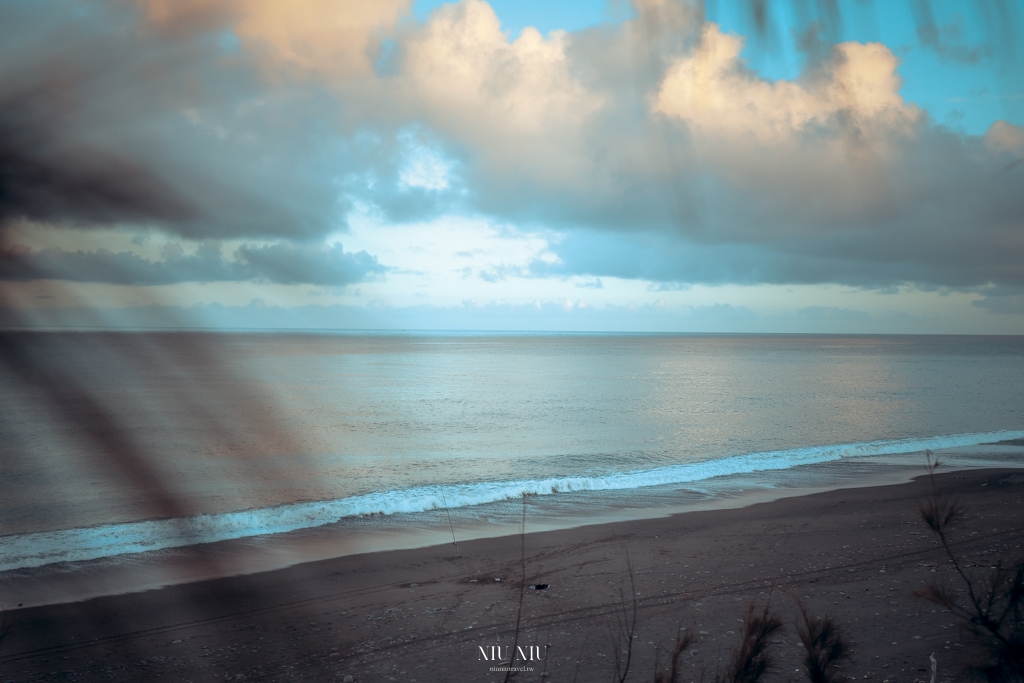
414 0 1024 134
414 0 621 35
2 0 1023 332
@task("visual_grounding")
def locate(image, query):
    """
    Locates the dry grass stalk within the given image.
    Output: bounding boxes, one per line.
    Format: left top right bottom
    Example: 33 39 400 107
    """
610 549 639 683
793 595 848 683
715 603 783 683
503 493 529 683
570 634 589 683
440 489 459 557
654 628 695 683
0 605 11 681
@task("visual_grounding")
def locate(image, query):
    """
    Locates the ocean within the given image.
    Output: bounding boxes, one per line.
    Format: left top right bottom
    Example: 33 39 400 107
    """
2 332 1023 605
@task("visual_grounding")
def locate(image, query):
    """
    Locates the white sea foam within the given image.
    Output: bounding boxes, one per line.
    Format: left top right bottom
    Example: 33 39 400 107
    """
2 430 1022 572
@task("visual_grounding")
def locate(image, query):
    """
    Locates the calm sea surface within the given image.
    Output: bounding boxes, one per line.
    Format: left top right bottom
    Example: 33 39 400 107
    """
2 333 1024 592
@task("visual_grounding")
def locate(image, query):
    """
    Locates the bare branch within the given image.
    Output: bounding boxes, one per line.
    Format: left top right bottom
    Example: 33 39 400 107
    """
916 453 1024 682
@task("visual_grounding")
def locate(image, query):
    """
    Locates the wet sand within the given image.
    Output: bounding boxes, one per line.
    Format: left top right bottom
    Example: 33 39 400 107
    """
2 468 1023 683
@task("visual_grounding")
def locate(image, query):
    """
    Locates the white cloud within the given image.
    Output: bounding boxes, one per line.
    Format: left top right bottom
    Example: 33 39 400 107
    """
984 120 1024 153
137 0 412 79
653 24 920 143
402 0 603 136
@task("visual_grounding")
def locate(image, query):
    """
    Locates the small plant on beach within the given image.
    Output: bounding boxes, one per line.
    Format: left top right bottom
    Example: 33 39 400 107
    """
570 634 590 683
504 493 530 683
715 603 783 683
916 453 1024 683
650 600 848 683
0 603 11 681
609 550 640 683
793 596 848 683
653 628 695 683
440 489 459 557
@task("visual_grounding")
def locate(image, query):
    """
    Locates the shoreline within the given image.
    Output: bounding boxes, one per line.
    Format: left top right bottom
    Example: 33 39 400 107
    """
1 458 1005 611
2 468 1023 682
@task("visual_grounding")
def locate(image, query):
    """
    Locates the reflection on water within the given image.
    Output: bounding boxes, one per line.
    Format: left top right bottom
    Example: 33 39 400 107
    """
3 333 1024 540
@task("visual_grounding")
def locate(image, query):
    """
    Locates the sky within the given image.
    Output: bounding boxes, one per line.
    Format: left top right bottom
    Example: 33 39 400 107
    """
1 0 1023 332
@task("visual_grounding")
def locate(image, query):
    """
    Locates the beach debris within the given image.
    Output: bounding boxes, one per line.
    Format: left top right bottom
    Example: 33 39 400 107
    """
929 654 937 683
529 584 549 590
494 577 501 582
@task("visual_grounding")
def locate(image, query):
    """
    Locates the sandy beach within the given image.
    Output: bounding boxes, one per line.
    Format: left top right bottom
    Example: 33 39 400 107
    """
2 468 1022 683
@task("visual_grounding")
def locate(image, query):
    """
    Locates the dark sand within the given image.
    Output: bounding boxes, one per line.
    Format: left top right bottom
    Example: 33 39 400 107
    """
2 469 1023 683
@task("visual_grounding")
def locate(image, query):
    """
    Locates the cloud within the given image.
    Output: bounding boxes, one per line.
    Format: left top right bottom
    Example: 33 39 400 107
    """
369 5 1024 294
384 0 610 223
533 173 1024 291
653 24 919 142
235 242 385 286
973 297 1024 315
3 0 1023 299
136 0 412 79
0 242 383 286
970 285 1024 315
985 120 1024 153
0 0 355 239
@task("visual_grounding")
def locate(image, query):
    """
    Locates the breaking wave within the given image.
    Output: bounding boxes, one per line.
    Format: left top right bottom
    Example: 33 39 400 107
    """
2 430 1022 571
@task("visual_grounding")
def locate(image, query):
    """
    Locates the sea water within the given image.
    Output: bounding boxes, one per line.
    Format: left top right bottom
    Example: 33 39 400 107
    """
2 333 1023 601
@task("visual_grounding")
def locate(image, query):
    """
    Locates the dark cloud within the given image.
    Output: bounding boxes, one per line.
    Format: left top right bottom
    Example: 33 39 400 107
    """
520 115 1024 291
0 1 353 240
0 242 383 286
0 87 197 228
234 242 385 286
970 286 1024 314
0 33 196 228
0 243 230 285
